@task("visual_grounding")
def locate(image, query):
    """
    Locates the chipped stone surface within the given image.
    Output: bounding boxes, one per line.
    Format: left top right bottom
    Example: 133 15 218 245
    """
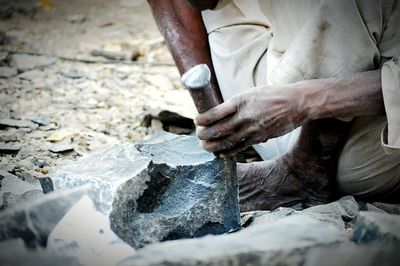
48 195 135 266
353 211 400 243
0 186 91 247
53 132 240 249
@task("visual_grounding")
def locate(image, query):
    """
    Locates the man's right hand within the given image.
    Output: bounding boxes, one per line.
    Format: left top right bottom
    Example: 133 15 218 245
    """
195 84 308 156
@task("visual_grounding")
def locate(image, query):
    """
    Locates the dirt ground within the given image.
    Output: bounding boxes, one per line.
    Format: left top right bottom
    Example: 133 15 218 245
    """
0 0 197 180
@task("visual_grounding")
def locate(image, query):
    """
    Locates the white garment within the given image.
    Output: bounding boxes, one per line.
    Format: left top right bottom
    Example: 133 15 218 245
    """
202 0 400 198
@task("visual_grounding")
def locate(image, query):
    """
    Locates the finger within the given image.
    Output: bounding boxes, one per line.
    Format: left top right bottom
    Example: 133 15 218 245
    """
219 137 256 157
200 129 249 152
196 115 240 140
194 100 237 126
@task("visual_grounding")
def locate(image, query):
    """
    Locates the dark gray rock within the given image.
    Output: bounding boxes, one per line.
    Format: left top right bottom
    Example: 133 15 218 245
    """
53 132 240 249
0 186 91 247
119 214 348 266
353 211 400 243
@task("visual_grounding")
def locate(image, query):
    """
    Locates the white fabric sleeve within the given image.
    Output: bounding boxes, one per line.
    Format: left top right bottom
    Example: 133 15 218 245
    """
381 56 400 153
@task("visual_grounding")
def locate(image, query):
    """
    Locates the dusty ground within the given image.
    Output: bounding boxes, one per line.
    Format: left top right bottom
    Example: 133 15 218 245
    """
0 0 196 181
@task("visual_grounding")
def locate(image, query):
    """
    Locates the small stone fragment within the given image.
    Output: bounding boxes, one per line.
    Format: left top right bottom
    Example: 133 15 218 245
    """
46 130 73 142
1 174 41 195
0 143 21 154
10 54 56 72
0 129 19 142
67 14 86 23
0 66 17 78
91 49 140 61
18 69 44 80
39 123 58 131
48 142 74 153
353 211 400 244
62 72 83 79
0 118 36 129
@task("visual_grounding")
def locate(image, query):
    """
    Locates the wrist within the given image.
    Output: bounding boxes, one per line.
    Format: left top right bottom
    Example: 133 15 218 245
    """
291 79 327 122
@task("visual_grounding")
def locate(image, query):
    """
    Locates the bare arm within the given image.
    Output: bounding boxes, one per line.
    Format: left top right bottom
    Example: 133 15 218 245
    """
302 70 384 120
195 70 385 155
148 0 222 103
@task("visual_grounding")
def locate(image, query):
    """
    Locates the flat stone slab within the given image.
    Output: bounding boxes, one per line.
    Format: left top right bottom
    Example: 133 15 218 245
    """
119 214 348 266
53 132 240 249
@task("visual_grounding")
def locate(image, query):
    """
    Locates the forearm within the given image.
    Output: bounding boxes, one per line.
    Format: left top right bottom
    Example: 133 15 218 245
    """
148 0 222 103
299 70 385 121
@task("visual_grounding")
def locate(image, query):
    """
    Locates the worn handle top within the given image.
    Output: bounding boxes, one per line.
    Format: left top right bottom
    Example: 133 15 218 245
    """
181 64 219 114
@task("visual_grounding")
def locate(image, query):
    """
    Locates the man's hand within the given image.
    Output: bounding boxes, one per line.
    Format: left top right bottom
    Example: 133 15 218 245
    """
195 69 385 156
195 85 307 156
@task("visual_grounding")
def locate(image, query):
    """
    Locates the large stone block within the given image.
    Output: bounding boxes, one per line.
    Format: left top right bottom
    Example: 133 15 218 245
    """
53 132 240 249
